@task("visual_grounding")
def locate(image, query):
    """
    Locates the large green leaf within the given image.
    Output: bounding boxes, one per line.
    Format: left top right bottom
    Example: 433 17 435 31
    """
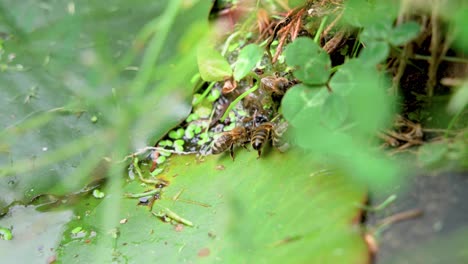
57 151 368 263
329 59 393 134
453 6 468 52
0 0 208 203
281 84 329 127
321 93 349 130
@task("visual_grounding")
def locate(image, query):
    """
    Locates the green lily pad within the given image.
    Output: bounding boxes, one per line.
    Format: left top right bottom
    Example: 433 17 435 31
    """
0 1 207 210
57 150 368 262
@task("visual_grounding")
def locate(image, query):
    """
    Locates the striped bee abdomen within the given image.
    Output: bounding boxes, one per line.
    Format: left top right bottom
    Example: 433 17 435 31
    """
251 123 273 156
211 126 248 160
211 134 233 154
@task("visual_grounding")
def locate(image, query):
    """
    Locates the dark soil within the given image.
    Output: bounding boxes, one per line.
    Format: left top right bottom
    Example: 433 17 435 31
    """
367 171 468 264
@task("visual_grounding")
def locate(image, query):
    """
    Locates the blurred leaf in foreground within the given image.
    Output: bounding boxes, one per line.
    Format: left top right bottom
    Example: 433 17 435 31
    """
57 150 368 263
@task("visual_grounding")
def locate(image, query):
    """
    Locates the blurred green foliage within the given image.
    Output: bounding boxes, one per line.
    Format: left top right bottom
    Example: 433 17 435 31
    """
0 1 210 199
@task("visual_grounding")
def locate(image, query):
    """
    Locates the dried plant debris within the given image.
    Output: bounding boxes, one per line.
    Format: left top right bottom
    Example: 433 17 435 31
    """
379 115 424 150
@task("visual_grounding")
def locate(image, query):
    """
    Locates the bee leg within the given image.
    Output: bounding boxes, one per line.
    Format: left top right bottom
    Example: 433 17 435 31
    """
241 143 249 151
229 144 235 161
256 149 262 159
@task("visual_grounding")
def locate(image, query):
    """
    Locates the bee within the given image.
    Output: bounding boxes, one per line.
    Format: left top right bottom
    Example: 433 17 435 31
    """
260 76 291 96
211 126 250 160
251 122 274 157
251 121 289 157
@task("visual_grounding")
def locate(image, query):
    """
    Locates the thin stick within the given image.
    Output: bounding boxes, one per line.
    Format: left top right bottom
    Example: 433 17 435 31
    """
377 208 423 228
426 4 440 97
125 189 161 198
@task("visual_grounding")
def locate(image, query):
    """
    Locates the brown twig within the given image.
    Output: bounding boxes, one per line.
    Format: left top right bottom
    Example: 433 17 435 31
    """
377 208 423 227
426 2 440 97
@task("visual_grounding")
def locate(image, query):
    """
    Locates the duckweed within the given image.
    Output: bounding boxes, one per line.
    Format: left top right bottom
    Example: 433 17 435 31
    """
158 140 173 147
169 128 185 139
156 156 166 164
0 227 12 240
174 139 185 146
185 113 200 122
159 150 171 157
92 189 105 199
207 89 221 102
197 133 210 146
151 168 164 177
174 145 184 152
174 139 185 152
71 226 83 234
194 125 202 134
185 129 195 139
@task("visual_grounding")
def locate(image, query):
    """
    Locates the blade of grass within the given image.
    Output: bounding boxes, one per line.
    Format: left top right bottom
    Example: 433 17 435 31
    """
130 0 182 96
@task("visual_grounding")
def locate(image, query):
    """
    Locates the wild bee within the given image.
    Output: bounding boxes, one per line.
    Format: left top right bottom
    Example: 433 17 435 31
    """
251 121 289 157
211 126 250 160
260 76 291 96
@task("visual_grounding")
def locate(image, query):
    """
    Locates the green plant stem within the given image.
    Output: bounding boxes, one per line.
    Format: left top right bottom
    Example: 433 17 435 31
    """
132 158 160 185
220 84 258 122
152 206 193 226
351 30 362 58
193 82 215 105
358 194 397 212
314 16 329 44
